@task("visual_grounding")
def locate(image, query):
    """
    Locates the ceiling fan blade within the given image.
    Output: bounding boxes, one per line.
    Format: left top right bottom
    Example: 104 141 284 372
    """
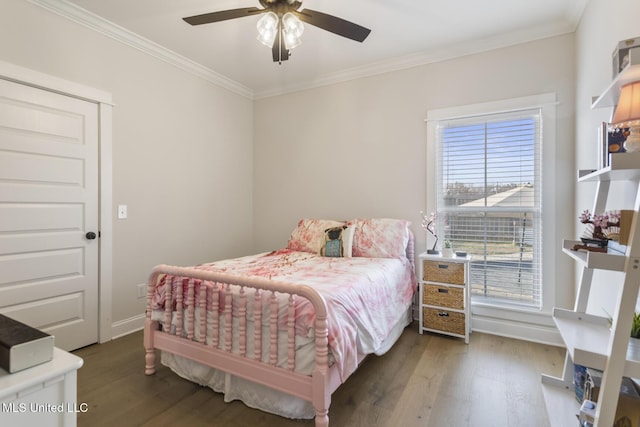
183 8 263 26
294 9 371 42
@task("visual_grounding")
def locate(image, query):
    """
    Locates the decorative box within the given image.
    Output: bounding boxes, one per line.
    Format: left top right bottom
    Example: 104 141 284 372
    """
612 38 640 78
0 314 54 373
574 364 587 403
422 260 465 284
422 283 464 310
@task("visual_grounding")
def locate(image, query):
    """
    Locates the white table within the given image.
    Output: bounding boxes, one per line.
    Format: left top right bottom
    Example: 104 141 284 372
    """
0 348 84 427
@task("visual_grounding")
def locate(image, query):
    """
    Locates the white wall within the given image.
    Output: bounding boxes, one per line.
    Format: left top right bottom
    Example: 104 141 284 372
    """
574 0 640 315
0 0 254 335
254 34 577 341
6 0 633 341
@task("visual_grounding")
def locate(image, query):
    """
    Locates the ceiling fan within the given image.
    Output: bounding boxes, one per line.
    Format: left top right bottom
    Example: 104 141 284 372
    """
183 0 371 63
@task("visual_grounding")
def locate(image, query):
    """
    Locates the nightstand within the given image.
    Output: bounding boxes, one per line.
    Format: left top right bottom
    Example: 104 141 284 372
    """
418 253 470 343
0 348 84 426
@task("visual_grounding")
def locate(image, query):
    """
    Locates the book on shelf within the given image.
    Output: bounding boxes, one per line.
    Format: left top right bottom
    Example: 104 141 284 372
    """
0 314 54 373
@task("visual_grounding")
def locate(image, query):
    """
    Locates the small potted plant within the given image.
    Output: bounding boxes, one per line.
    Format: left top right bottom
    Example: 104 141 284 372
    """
442 240 453 257
632 312 640 339
578 210 623 248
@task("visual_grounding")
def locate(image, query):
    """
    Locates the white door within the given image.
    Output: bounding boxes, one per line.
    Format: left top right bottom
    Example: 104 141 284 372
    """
0 78 99 351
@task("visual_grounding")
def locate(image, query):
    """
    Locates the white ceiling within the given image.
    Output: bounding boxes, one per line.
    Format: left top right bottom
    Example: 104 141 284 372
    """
45 0 588 98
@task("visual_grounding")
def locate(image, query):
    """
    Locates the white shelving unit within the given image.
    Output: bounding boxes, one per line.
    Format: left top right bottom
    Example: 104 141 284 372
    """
591 63 640 108
541 150 640 426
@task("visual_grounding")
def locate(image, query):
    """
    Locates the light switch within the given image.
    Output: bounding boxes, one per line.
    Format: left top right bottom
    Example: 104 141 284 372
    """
118 204 127 219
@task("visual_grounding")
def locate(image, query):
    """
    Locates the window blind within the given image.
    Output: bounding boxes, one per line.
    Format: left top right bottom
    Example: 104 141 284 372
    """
436 109 542 308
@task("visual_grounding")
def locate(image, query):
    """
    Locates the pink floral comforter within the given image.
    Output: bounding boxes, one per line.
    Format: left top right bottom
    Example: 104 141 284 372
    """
151 249 416 380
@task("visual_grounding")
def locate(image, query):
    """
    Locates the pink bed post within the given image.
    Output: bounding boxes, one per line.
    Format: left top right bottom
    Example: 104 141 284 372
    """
312 312 330 427
211 282 220 348
287 294 295 371
186 279 195 340
198 285 206 343
269 292 278 366
176 278 183 337
253 289 262 360
144 271 159 375
285 284 329 427
239 286 247 356
224 284 232 352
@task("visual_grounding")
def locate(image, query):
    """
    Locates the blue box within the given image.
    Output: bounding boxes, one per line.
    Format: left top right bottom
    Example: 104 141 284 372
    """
575 364 587 403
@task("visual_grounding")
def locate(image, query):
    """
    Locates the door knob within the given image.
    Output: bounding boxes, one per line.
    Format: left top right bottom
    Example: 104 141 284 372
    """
85 232 97 240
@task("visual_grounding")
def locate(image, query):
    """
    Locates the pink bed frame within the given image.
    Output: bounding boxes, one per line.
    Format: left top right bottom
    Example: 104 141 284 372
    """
144 236 414 427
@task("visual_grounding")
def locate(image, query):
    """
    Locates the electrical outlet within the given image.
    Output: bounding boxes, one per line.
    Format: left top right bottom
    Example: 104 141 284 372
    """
137 283 146 299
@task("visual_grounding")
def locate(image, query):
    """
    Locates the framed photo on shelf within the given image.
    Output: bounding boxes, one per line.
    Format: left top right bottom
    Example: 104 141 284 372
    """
599 122 629 168
598 122 607 169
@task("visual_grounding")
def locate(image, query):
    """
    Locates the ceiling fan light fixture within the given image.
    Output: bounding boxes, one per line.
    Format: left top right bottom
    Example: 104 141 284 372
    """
282 12 303 50
283 31 302 50
184 1 371 62
282 13 303 37
256 12 278 47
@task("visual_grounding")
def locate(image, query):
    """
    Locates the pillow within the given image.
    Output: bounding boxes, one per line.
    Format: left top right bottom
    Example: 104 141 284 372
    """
319 226 346 257
348 218 410 258
287 219 345 254
319 225 355 257
342 225 355 258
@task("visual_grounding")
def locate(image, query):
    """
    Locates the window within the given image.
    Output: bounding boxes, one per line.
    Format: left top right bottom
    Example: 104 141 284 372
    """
434 108 542 308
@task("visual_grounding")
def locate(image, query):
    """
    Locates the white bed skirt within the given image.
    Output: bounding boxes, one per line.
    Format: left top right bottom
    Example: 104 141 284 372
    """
160 308 412 419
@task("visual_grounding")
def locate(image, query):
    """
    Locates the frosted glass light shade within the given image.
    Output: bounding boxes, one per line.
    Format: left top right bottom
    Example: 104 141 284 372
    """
256 12 278 47
282 13 303 50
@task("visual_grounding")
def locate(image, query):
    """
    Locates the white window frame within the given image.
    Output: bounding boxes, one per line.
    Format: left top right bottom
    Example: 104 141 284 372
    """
426 93 558 341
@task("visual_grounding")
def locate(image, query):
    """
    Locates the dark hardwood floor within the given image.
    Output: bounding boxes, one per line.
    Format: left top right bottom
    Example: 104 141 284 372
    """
73 323 564 427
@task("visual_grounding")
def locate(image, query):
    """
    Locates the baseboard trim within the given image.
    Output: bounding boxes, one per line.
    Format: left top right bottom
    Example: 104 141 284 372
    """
111 314 145 340
472 315 563 347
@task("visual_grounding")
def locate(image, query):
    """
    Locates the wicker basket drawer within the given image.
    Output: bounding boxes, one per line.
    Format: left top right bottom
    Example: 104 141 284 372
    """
422 284 464 310
422 307 465 336
423 260 464 284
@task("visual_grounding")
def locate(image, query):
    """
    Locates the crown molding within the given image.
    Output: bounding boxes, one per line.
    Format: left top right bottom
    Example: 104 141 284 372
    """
564 0 589 31
254 21 576 99
27 0 584 101
27 0 254 99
